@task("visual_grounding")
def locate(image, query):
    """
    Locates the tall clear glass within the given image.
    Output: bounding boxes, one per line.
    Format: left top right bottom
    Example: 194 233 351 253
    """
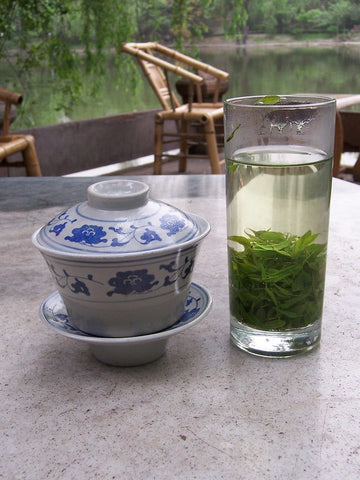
224 95 336 357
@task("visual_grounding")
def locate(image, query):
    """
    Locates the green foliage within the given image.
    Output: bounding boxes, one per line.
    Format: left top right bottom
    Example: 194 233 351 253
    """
296 9 331 33
172 0 213 50
0 0 359 122
222 0 249 42
229 229 327 331
247 0 360 35
0 0 214 112
248 0 298 34
328 0 360 34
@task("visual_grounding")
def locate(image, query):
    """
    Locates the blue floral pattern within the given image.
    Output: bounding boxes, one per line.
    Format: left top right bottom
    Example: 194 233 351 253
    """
48 210 77 236
65 225 107 245
42 283 210 338
48 263 103 296
70 278 91 296
40 202 199 254
49 223 67 236
180 295 201 322
46 253 195 298
107 270 159 296
109 223 162 247
140 227 162 244
160 214 186 236
160 256 194 286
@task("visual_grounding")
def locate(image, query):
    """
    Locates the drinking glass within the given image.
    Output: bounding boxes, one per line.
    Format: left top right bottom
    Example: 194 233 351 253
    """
224 95 336 357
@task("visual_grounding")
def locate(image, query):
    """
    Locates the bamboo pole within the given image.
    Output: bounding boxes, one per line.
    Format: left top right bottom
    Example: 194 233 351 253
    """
122 44 204 83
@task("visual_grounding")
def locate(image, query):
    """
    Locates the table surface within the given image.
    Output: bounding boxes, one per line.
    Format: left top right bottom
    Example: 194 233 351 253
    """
1 175 359 480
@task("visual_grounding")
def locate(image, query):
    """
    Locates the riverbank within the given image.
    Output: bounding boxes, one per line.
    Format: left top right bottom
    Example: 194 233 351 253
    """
197 32 360 48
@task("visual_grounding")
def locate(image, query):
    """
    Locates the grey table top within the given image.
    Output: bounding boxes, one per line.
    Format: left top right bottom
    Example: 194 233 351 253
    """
1 175 359 480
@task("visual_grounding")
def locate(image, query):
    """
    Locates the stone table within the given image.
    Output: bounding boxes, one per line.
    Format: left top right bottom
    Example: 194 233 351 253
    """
0 175 359 480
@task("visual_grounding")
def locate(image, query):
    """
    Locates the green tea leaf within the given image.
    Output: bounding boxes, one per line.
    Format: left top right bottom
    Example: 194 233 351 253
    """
229 229 326 331
255 95 281 105
227 163 238 172
226 123 241 142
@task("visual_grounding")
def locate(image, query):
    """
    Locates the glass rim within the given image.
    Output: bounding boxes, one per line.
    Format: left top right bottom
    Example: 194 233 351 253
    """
224 94 336 108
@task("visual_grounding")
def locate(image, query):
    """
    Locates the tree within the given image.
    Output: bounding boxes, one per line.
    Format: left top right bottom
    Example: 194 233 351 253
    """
296 9 331 33
1 1 83 106
247 0 360 35
1 0 359 123
172 0 212 49
328 0 359 35
222 0 249 43
248 0 297 34
0 0 216 114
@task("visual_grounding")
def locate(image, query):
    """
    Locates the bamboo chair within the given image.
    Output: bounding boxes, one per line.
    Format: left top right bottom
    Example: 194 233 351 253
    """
0 88 41 176
331 94 360 180
122 42 229 174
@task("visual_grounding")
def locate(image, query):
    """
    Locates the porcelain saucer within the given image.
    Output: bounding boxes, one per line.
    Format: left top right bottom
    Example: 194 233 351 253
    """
40 282 212 366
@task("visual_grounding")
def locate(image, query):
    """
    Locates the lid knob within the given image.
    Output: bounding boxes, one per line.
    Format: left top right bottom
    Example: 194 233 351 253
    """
87 180 149 211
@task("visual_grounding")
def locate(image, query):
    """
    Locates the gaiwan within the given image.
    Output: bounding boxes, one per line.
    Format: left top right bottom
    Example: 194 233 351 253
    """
32 179 210 338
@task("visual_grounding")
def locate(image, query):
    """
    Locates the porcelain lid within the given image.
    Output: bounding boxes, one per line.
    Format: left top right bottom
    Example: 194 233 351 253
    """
34 179 200 255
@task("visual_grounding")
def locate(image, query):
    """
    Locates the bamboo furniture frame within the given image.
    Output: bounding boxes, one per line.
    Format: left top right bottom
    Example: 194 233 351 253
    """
337 110 360 181
0 88 41 176
122 42 229 174
331 94 360 180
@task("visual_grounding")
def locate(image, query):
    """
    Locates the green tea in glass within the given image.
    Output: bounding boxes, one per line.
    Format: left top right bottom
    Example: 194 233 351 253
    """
224 95 336 357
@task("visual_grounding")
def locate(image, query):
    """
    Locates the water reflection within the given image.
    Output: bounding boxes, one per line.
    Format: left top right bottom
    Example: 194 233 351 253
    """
200 44 360 100
2 44 360 128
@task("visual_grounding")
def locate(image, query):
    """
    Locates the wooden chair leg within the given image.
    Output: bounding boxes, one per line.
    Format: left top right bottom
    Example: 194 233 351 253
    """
22 135 42 176
333 111 343 178
178 119 188 173
353 154 360 182
154 117 164 174
203 117 221 174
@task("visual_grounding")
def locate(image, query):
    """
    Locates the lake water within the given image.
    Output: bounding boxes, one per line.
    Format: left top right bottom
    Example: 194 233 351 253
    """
3 43 360 129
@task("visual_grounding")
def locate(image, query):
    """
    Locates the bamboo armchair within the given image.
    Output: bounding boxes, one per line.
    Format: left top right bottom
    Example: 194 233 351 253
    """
332 94 360 180
0 88 41 176
122 42 229 174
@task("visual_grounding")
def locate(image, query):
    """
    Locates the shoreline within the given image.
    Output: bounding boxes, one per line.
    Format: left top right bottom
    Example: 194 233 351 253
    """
194 33 360 49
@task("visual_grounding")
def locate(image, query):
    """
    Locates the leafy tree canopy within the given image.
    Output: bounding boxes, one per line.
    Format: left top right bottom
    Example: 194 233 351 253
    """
0 0 359 113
